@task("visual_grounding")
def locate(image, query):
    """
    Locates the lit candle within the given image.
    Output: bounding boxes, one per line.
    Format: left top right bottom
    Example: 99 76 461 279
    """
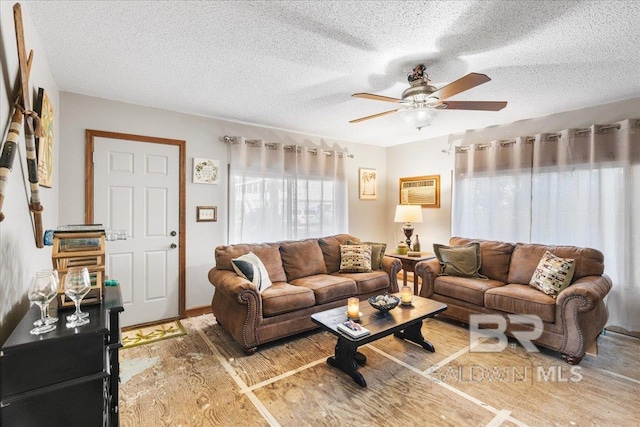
347 297 360 319
401 286 412 304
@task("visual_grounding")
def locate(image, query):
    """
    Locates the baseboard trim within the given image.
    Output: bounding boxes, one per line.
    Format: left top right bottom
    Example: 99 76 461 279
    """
605 326 640 339
122 316 180 332
184 305 212 318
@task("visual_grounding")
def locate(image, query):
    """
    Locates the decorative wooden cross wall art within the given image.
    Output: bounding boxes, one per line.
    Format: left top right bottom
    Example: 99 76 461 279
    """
0 3 45 247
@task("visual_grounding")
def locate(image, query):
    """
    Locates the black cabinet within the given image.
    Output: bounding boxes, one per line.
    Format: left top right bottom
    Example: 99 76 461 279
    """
0 286 123 427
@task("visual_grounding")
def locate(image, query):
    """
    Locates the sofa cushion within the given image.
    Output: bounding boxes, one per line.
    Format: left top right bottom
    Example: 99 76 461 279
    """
339 244 372 273
450 237 514 282
485 284 556 323
261 282 316 317
215 243 287 283
231 252 272 292
318 234 360 273
434 276 505 306
507 243 604 285
346 239 386 270
434 242 486 278
291 274 357 304
332 271 389 294
529 251 576 297
280 239 328 281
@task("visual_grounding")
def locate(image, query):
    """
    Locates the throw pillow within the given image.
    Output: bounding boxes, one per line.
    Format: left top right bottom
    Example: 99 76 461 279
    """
433 242 486 278
529 251 575 297
346 239 386 270
339 245 372 273
231 252 272 292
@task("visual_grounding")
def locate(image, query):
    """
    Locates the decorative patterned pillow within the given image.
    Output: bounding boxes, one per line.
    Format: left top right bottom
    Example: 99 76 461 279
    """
346 239 386 270
231 252 272 292
339 245 372 273
529 251 575 297
433 242 486 278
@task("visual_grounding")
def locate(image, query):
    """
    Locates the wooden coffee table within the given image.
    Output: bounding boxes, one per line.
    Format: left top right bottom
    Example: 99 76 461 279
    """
311 294 447 387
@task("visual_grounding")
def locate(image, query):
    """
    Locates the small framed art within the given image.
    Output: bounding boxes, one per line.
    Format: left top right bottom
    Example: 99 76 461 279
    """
193 158 220 184
196 206 217 222
359 168 377 200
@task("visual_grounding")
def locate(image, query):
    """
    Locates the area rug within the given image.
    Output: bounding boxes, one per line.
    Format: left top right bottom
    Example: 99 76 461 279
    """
122 320 186 349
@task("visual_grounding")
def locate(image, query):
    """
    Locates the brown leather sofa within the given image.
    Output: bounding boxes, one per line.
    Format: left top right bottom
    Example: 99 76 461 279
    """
416 237 612 364
209 234 402 354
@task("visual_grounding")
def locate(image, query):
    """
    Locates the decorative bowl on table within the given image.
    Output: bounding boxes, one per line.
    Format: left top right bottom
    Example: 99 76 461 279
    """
368 294 400 313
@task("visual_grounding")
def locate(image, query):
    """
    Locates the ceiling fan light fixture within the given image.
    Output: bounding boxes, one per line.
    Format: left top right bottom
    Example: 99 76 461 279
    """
400 106 437 130
350 68 506 125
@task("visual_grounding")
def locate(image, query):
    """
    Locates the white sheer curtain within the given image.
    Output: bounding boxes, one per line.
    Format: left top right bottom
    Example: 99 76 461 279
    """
453 137 532 242
228 138 348 244
530 121 640 331
453 119 640 332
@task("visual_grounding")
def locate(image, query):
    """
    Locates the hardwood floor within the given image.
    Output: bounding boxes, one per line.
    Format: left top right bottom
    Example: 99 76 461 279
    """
119 314 640 426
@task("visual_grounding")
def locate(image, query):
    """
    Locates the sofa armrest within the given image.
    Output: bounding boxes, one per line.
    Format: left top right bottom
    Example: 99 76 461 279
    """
381 256 402 293
209 267 264 352
556 274 612 312
208 267 260 304
415 258 441 298
555 274 612 359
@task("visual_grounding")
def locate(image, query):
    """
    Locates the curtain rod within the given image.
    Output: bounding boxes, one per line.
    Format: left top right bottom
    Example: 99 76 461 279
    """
455 121 627 153
546 124 622 140
222 135 354 158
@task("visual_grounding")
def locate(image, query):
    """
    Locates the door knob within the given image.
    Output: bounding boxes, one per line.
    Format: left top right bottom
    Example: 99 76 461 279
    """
170 243 177 249
170 231 177 236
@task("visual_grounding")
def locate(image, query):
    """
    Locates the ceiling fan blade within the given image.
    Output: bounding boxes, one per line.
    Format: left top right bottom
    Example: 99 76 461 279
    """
352 93 402 103
430 73 491 100
349 108 399 123
438 100 507 111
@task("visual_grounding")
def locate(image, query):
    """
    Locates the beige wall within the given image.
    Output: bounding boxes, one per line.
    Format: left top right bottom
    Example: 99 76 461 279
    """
0 2 59 345
58 92 388 311
386 97 640 253
386 134 457 253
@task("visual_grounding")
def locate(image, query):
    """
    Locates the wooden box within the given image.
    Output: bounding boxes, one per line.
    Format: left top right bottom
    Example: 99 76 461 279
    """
52 229 105 307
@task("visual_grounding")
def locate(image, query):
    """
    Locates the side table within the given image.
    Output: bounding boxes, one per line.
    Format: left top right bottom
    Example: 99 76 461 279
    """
385 252 436 295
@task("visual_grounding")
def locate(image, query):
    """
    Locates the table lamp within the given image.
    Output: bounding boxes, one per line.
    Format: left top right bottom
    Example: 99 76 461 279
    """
394 205 423 249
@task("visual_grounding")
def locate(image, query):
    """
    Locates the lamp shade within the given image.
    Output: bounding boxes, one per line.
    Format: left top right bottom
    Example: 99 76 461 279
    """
394 205 423 223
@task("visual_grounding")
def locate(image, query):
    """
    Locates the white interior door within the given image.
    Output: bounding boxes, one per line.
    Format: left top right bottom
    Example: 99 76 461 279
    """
93 137 180 327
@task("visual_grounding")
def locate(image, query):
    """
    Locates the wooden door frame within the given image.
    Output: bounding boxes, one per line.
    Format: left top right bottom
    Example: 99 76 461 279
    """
85 129 186 320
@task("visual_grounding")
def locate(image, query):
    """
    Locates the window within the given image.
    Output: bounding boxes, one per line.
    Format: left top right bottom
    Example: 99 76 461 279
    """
228 141 348 244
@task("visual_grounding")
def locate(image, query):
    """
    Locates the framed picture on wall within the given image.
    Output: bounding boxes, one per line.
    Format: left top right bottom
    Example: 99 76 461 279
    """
197 206 217 222
34 88 54 188
359 168 377 200
399 175 440 208
193 158 220 184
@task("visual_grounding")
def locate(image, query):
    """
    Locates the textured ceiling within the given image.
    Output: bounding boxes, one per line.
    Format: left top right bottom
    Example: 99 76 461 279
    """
23 1 640 147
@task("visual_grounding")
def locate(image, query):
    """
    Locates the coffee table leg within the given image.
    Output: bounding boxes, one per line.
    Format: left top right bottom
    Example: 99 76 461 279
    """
394 321 435 352
327 338 367 387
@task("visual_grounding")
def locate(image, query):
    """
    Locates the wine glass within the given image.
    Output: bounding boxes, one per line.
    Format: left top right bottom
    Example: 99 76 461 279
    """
28 272 58 335
64 267 91 328
33 269 59 326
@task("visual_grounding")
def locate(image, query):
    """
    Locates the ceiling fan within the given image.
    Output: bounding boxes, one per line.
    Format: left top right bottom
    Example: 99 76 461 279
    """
350 64 507 130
